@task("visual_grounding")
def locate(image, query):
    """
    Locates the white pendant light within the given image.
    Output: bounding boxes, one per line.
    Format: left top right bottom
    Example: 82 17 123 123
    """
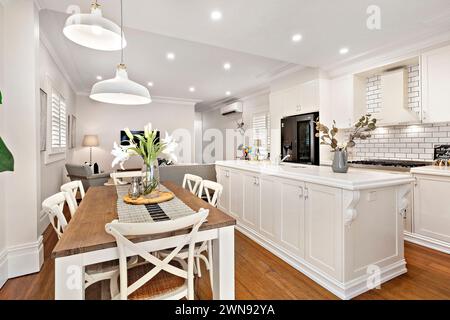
63 1 126 51
90 0 151 105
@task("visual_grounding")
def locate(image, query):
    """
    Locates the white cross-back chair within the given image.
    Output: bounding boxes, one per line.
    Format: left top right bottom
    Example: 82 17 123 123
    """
106 209 209 300
42 192 70 239
198 180 223 207
194 180 223 287
61 180 85 217
111 171 144 185
182 174 203 195
41 192 131 296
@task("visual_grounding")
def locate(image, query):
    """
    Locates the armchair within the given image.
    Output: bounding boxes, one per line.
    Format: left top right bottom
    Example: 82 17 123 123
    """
65 164 110 191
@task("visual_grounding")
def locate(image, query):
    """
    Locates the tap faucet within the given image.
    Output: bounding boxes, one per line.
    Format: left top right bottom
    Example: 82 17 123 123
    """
281 154 291 162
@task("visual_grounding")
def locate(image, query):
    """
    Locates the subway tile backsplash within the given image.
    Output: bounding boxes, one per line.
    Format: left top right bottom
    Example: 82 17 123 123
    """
349 123 450 161
346 63 445 162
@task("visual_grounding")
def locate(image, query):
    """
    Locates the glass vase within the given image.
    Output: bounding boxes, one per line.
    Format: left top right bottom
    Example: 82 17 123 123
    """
141 160 160 196
332 149 349 173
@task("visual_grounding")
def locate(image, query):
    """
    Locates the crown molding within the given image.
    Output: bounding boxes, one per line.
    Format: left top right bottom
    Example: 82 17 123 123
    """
40 28 80 95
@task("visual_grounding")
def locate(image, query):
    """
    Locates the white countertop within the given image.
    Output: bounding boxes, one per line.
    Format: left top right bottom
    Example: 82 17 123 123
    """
216 160 414 191
411 165 450 177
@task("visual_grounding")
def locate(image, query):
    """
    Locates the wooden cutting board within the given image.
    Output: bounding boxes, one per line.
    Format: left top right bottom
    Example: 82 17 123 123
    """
123 191 174 205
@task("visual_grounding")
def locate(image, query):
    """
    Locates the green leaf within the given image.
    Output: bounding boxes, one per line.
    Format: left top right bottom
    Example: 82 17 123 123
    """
0 137 14 172
0 90 3 104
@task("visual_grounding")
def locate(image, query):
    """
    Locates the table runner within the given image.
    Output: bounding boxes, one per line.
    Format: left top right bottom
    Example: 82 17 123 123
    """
116 185 196 223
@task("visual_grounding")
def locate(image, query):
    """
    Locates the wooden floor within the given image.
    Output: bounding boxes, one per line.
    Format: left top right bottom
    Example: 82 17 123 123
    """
1 222 449 300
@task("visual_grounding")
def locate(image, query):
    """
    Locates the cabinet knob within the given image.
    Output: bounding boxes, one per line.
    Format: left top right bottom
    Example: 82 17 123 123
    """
304 187 309 199
299 187 304 198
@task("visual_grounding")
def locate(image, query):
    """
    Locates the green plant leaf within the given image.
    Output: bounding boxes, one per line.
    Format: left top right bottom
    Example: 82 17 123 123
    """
0 137 14 172
0 90 3 104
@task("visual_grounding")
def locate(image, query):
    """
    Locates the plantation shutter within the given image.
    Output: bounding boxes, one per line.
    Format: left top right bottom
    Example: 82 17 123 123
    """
51 90 67 152
252 112 271 157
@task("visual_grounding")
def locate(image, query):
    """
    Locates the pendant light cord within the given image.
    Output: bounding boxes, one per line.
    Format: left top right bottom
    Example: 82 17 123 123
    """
120 0 124 65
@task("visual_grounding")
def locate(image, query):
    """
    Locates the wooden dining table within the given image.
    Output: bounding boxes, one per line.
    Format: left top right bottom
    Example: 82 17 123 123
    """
52 181 236 300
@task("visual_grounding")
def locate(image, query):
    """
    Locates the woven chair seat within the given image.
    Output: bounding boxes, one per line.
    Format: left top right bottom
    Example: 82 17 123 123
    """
125 262 186 300
85 256 139 276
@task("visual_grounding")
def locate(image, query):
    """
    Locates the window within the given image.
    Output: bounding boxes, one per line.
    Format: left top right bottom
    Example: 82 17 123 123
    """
51 90 67 153
252 112 271 157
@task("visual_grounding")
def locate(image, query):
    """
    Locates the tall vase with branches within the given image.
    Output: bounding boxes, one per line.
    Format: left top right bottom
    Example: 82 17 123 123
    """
315 114 377 173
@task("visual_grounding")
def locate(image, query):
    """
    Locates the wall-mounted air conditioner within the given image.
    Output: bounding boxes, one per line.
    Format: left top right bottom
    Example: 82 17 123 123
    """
221 101 243 116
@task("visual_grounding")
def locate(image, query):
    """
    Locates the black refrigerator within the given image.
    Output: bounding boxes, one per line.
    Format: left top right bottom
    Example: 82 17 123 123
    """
281 112 320 165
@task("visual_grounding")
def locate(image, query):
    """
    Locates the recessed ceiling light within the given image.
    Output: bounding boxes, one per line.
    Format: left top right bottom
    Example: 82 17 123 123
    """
211 10 222 21
166 52 175 60
147 82 154 87
189 86 196 92
292 34 302 42
96 75 103 80
223 62 231 70
226 91 231 96
339 47 349 55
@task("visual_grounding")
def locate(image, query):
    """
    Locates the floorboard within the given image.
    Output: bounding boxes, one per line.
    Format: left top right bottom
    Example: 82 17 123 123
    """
1 223 449 300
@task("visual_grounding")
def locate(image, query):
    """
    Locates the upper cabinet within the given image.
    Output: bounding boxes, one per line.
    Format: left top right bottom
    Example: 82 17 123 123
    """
270 80 321 119
329 75 366 128
421 44 450 123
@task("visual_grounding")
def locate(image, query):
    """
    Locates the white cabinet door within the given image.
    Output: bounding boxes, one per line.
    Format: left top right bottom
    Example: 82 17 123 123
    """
330 75 354 128
299 80 319 114
216 167 230 214
422 45 450 123
414 175 450 243
304 182 343 280
283 85 301 117
279 179 305 258
229 169 243 219
242 173 260 230
269 92 284 159
259 176 281 242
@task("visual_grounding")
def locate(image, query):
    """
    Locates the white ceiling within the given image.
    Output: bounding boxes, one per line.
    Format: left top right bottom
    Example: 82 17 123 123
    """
39 0 450 105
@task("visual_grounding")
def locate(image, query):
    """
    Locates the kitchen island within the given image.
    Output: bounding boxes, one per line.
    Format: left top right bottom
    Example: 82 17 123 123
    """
216 160 414 299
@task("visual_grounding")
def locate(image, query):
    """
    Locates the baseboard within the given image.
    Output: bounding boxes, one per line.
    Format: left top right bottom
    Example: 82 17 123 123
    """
236 223 406 300
7 236 44 279
39 211 50 236
0 249 7 289
404 231 450 254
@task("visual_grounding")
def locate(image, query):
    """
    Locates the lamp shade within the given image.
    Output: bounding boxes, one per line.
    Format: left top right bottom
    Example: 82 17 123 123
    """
82 135 99 147
63 6 126 51
90 64 152 105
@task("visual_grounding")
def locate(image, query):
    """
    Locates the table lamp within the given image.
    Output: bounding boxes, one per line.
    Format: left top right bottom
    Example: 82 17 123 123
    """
82 135 99 165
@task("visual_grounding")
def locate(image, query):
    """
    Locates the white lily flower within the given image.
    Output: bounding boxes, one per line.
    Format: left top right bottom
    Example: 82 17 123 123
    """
144 123 153 139
161 131 178 163
124 128 133 141
111 142 130 170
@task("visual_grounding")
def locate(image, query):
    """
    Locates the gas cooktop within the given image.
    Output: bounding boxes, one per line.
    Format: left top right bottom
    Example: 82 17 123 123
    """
348 159 430 168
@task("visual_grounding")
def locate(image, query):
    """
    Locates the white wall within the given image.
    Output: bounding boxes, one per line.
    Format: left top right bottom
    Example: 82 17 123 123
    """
0 0 7 288
0 0 43 281
72 95 196 171
201 91 270 163
38 40 77 234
